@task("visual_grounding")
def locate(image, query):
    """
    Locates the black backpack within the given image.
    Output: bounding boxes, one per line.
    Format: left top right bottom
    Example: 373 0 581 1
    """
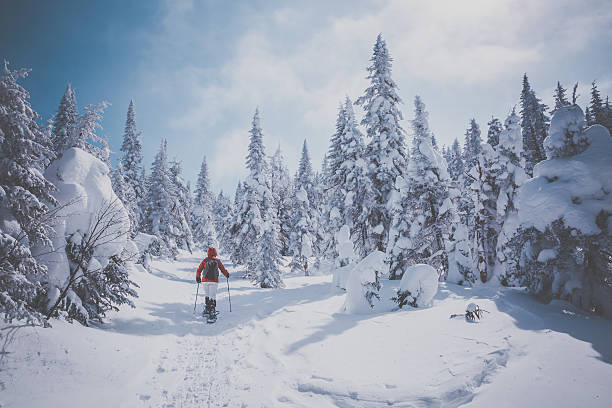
204 258 219 281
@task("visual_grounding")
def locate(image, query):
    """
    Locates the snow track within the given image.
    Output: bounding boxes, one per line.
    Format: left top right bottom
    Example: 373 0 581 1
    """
3 250 612 407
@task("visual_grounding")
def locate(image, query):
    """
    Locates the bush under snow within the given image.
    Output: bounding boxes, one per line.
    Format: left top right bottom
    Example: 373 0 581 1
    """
394 264 439 308
342 251 385 313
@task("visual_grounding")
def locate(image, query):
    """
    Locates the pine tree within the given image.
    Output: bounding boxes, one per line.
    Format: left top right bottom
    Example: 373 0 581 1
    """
588 81 605 126
289 140 317 273
144 139 178 258
269 146 292 255
0 62 57 323
463 119 482 169
486 117 502 148
388 96 454 279
119 100 144 232
168 160 194 252
355 33 408 254
495 111 527 282
552 81 570 114
111 162 128 204
192 156 217 249
520 74 549 176
51 83 78 156
448 138 464 181
326 97 371 256
213 191 233 253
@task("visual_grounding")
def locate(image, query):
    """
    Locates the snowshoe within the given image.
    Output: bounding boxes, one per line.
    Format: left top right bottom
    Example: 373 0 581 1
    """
207 312 217 324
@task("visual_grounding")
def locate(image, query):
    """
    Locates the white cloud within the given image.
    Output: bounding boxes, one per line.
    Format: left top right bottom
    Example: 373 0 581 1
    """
138 0 612 191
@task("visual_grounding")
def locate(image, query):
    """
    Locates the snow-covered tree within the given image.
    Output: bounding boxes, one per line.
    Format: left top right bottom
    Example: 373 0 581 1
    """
213 191 233 253
387 96 454 279
119 100 144 232
463 119 482 169
295 140 314 200
486 117 502 148
520 74 549 176
552 81 570 115
355 33 408 254
587 81 606 128
51 83 78 156
0 62 57 323
168 160 194 252
288 187 315 273
448 138 464 181
192 156 217 249
503 105 612 317
495 111 527 282
143 139 178 258
230 109 284 287
269 146 292 255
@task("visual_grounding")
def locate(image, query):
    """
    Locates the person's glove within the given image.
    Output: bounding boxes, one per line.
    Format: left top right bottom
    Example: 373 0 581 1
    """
196 277 201 283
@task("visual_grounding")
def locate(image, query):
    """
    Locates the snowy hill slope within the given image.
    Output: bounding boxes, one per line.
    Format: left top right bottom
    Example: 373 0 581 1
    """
1 251 611 407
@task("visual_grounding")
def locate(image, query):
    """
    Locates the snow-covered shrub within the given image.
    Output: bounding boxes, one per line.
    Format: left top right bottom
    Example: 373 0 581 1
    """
393 264 439 308
503 105 612 317
40 147 136 324
446 223 474 285
342 251 385 313
332 225 357 289
133 232 158 271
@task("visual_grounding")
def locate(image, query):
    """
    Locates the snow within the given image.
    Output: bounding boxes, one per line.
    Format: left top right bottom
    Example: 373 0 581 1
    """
518 121 612 235
398 263 439 307
39 147 130 289
2 251 612 407
342 250 386 314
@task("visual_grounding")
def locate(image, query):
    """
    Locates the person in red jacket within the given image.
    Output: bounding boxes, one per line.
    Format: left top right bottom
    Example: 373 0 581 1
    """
196 247 229 317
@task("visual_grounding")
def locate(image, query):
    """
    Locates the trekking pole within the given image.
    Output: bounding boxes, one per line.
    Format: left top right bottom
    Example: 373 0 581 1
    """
193 282 200 314
226 276 232 312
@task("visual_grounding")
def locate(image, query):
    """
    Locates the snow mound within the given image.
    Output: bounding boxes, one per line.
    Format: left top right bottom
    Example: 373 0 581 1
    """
342 251 386 313
41 147 130 289
396 264 439 308
543 104 586 158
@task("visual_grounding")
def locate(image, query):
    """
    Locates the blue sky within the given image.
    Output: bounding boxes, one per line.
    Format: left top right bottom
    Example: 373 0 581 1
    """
2 0 612 194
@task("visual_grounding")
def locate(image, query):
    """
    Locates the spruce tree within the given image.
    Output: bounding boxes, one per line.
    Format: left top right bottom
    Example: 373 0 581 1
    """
588 81 605 126
192 156 217 249
448 138 464 181
0 62 58 323
119 100 144 232
388 96 454 279
270 146 292 255
552 81 570 114
486 117 502 148
355 33 408 254
213 191 233 253
168 160 194 252
51 83 78 156
463 119 482 169
520 74 549 176
144 139 178 258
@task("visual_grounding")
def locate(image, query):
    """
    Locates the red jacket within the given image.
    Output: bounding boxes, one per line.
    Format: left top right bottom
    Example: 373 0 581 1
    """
196 247 229 283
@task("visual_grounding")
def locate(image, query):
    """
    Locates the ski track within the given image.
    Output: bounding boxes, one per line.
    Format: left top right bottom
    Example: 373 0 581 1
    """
127 257 516 408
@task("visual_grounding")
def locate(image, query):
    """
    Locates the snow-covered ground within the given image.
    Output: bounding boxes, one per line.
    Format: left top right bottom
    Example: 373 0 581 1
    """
2 250 611 407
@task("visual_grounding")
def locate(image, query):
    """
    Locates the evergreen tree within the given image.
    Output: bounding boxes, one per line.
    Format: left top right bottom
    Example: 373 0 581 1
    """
168 160 194 252
448 138 464 181
51 83 78 156
0 62 57 323
552 81 570 114
269 146 292 255
111 162 128 204
520 74 549 176
486 117 502 148
495 111 527 282
296 140 314 199
119 100 144 232
213 191 233 253
462 118 482 168
388 96 454 279
588 81 605 127
144 139 178 258
355 33 408 254
192 156 217 249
